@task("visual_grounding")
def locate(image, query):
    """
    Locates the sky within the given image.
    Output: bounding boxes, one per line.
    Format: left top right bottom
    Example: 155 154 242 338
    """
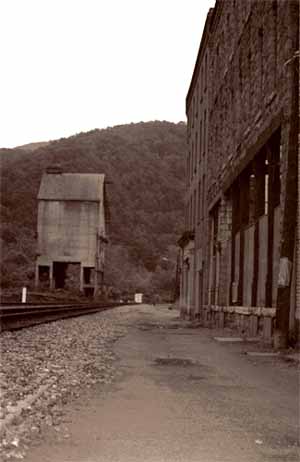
0 0 215 148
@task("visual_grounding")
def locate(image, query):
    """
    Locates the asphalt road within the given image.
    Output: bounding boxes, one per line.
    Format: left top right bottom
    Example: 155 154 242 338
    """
23 305 299 462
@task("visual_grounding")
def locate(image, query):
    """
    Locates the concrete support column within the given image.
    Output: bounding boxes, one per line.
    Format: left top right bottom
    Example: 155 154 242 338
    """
94 267 98 297
250 315 258 337
180 261 188 318
208 216 214 305
219 311 225 328
215 250 220 306
179 265 184 310
263 317 273 341
185 262 190 311
187 264 192 315
181 261 185 307
189 252 195 317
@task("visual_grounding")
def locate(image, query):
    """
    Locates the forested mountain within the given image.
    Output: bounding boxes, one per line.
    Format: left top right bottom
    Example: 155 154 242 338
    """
0 121 187 300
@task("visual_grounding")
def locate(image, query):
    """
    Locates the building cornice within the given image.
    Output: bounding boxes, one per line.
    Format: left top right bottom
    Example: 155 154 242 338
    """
186 7 215 113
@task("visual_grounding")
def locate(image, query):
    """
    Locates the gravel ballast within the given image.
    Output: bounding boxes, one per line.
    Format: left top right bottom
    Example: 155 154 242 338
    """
0 305 137 460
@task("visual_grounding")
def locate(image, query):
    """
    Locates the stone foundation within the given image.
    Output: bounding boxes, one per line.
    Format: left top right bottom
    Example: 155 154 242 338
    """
204 305 276 342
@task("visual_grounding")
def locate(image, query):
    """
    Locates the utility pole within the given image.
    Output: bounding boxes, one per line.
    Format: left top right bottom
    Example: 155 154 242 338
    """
297 129 300 332
297 5 300 343
275 2 299 349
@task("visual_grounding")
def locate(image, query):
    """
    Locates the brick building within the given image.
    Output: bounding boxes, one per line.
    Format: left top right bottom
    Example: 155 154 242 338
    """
178 9 214 317
180 0 299 344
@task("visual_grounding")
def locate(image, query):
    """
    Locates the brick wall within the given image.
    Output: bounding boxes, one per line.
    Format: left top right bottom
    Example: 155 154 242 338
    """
206 0 299 305
208 0 297 207
184 0 298 320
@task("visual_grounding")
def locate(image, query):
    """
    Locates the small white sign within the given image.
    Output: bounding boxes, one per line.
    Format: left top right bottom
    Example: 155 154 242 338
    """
134 293 143 303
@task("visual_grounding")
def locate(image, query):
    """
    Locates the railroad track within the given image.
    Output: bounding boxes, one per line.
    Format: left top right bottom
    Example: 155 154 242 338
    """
0 302 130 332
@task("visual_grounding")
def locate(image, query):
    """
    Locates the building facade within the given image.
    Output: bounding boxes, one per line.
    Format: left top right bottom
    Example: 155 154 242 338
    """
179 9 214 318
35 167 108 296
180 0 299 345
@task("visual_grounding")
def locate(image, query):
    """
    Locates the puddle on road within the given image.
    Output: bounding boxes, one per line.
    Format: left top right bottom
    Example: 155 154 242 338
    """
214 337 244 342
153 357 213 374
245 352 280 357
259 446 300 461
138 325 158 331
137 323 182 331
187 374 206 381
154 357 195 367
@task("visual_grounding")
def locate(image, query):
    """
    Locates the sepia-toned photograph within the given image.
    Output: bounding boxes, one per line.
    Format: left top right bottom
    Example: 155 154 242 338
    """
0 0 299 461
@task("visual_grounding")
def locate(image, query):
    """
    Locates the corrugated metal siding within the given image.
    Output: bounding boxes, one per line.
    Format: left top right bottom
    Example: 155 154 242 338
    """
38 173 105 201
37 201 99 266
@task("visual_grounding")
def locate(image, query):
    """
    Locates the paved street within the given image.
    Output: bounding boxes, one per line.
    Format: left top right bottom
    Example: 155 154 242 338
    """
23 305 299 462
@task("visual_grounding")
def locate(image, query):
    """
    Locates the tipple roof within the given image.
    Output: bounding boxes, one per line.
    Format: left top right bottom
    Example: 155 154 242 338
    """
38 173 105 201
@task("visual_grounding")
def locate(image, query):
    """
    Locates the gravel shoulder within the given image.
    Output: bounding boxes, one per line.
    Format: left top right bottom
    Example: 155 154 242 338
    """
0 304 137 460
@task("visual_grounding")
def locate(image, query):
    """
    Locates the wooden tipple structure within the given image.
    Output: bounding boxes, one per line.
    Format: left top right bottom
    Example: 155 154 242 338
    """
35 167 108 296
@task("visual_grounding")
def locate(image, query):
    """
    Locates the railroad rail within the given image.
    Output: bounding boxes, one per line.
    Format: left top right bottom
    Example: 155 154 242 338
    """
0 302 130 332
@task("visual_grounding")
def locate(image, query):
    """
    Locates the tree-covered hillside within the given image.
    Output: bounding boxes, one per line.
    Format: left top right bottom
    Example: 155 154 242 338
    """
0 121 187 299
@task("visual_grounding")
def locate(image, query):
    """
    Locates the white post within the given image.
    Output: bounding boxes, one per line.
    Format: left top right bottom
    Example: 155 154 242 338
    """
22 287 27 303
